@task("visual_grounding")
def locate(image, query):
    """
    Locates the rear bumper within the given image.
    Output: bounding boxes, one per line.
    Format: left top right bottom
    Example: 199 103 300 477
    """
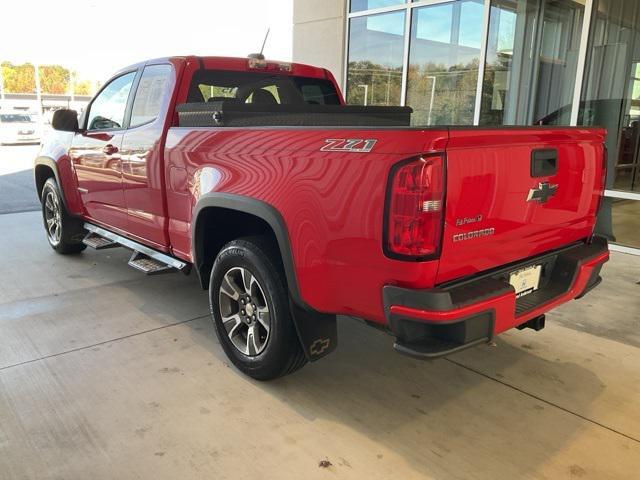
383 236 609 359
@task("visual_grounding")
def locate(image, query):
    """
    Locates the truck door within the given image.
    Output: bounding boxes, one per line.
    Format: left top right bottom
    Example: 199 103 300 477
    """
120 64 175 251
69 71 137 232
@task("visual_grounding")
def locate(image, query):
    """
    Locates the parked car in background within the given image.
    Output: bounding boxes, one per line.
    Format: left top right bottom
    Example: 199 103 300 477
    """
0 113 41 145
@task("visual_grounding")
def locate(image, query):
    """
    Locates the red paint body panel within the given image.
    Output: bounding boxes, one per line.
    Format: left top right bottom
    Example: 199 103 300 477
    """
164 127 448 321
38 55 609 344
438 128 606 284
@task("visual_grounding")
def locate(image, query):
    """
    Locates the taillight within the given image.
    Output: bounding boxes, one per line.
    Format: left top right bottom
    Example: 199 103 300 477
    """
385 154 445 259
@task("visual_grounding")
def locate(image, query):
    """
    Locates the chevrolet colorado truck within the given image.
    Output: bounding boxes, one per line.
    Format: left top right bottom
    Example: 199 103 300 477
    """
34 55 609 380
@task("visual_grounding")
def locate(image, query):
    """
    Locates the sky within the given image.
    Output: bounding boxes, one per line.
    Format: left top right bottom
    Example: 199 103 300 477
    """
1 0 293 81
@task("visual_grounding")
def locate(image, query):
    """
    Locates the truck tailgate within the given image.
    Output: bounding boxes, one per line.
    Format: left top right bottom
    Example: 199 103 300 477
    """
436 128 606 284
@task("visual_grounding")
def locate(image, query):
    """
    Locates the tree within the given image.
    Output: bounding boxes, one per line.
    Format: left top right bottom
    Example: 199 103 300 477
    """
0 62 98 96
74 80 93 96
1 62 36 93
39 65 70 94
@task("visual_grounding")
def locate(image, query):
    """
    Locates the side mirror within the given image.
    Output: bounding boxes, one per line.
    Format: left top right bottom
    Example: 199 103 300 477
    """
52 109 79 132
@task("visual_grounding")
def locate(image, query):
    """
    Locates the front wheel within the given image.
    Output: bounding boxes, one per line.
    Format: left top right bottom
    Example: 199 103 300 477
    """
40 178 86 254
209 236 307 380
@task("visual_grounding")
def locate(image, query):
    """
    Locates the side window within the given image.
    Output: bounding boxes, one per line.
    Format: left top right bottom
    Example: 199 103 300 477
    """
130 65 173 127
86 72 136 130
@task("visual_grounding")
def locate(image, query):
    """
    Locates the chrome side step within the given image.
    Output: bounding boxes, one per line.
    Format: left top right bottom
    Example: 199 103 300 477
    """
83 232 119 250
128 251 176 275
83 223 188 275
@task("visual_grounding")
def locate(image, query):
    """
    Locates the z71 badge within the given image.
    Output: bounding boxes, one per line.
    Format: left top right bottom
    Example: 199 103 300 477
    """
321 138 377 153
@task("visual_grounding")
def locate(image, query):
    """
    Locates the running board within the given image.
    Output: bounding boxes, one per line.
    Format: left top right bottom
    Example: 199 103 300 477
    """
83 232 119 250
83 223 188 275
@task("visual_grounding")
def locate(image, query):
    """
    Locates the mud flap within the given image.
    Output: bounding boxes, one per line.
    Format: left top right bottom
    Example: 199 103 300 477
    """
289 301 338 361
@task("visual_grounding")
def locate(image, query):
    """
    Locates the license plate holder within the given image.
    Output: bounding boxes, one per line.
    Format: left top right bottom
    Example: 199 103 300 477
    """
509 265 542 298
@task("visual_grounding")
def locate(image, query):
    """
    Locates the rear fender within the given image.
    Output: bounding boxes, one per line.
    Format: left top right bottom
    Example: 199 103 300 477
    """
34 155 83 215
192 193 337 361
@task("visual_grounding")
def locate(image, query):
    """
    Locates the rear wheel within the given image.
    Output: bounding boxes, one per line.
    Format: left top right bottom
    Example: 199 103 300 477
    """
209 236 306 380
40 178 86 254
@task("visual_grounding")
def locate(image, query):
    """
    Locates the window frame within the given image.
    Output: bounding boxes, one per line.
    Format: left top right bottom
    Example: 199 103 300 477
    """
82 69 141 132
344 0 592 126
127 63 174 130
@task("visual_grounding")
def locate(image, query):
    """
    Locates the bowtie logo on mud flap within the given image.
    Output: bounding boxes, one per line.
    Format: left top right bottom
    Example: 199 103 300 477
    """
310 338 331 356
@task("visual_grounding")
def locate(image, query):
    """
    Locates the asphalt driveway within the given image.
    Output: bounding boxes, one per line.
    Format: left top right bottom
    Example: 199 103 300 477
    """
0 144 41 214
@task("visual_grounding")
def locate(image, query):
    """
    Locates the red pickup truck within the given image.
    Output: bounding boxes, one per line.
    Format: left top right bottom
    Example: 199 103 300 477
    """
34 55 609 380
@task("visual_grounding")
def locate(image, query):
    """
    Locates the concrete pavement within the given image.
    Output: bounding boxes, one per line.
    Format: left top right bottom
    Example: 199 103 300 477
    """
0 210 639 480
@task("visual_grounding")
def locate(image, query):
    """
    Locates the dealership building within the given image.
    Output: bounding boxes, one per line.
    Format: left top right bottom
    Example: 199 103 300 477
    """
293 0 640 255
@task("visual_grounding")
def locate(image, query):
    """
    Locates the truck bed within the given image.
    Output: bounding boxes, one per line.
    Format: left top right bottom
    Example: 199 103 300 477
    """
164 125 606 324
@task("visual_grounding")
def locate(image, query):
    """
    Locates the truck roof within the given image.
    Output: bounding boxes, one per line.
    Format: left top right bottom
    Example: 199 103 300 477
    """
113 55 331 81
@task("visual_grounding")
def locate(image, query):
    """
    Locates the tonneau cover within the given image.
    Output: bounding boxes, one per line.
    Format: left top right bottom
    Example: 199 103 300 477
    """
176 102 413 128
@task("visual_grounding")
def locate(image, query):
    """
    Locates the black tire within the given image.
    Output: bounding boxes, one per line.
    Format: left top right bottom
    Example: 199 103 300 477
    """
40 178 87 254
209 236 307 380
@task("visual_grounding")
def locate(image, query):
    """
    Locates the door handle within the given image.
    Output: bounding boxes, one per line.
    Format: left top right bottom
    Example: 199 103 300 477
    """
531 149 557 177
103 144 119 155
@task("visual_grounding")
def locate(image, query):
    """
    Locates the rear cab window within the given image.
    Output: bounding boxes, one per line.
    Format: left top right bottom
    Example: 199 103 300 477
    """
187 70 341 106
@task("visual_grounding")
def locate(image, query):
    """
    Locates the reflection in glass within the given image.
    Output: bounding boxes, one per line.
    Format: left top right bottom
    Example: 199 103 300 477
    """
351 0 405 13
406 0 483 126
480 0 584 126
346 11 406 106
611 199 640 248
86 72 136 130
580 0 640 195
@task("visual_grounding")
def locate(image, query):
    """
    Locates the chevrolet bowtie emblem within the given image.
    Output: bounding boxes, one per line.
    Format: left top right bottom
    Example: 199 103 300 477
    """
527 182 558 204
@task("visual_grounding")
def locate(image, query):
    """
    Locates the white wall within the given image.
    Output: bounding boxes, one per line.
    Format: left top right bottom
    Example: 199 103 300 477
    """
292 0 347 89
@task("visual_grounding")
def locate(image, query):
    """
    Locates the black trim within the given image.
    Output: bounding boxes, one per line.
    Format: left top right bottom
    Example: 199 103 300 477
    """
289 300 337 362
576 262 604 299
531 148 558 177
82 69 140 131
383 277 512 317
392 312 495 359
192 193 338 362
384 237 609 359
192 192 304 308
122 69 144 130
34 157 66 207
382 152 447 262
126 63 174 130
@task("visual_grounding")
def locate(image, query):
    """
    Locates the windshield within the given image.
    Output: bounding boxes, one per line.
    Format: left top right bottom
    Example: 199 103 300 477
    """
0 114 34 123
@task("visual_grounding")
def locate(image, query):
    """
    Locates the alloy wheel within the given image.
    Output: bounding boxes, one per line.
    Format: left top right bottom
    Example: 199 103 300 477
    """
44 191 62 245
218 266 271 356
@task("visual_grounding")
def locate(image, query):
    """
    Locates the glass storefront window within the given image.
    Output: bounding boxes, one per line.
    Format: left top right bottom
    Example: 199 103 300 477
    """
611 199 640 248
579 0 640 249
580 0 640 194
346 11 406 106
406 0 484 125
480 0 584 126
351 0 405 13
